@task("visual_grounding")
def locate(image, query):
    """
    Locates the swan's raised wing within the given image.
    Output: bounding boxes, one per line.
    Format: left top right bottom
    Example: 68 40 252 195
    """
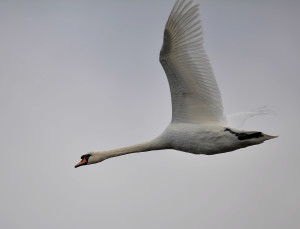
227 106 275 128
160 0 225 124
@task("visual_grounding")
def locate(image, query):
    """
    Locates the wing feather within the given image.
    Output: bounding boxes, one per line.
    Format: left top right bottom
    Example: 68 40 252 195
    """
227 107 275 128
160 0 225 124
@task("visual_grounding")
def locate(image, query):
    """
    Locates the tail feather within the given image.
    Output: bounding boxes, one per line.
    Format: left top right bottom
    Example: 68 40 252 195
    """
262 134 278 141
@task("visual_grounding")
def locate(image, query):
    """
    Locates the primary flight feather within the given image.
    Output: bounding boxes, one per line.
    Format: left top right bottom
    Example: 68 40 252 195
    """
75 0 276 168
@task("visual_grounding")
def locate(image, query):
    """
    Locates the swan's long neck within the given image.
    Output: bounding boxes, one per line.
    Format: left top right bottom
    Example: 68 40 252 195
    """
93 138 166 162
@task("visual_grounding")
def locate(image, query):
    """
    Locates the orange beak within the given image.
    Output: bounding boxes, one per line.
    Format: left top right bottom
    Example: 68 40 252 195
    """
75 157 87 168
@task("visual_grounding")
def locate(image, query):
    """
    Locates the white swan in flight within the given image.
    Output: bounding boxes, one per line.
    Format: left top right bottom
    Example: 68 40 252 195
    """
75 0 277 168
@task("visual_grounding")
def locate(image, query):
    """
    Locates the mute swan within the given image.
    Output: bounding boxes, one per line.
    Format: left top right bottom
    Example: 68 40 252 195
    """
75 0 277 168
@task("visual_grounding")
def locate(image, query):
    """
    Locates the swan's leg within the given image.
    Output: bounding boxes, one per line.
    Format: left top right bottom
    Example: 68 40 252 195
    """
224 128 263 140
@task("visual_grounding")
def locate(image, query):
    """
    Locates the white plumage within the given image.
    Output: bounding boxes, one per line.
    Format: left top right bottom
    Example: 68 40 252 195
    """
75 0 277 168
160 0 224 125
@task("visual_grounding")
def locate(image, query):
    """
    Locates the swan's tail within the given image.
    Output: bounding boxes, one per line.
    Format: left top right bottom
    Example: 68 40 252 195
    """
262 134 278 141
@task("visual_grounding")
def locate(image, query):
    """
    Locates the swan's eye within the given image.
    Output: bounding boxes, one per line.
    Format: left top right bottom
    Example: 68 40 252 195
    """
81 154 91 160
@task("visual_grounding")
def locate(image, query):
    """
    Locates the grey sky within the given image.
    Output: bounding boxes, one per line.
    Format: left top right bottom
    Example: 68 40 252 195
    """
1 0 299 228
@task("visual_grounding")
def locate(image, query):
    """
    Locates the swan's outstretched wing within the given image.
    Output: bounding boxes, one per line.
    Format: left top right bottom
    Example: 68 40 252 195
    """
160 0 225 124
227 106 275 128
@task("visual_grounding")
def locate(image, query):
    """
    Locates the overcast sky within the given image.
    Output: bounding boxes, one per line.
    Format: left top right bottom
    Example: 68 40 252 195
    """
1 0 299 228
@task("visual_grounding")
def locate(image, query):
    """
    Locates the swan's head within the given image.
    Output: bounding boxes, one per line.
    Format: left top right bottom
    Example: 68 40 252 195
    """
74 152 105 168
75 154 91 168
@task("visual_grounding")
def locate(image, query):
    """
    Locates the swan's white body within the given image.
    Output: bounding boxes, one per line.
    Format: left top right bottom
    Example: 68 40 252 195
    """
75 0 276 168
160 124 273 155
